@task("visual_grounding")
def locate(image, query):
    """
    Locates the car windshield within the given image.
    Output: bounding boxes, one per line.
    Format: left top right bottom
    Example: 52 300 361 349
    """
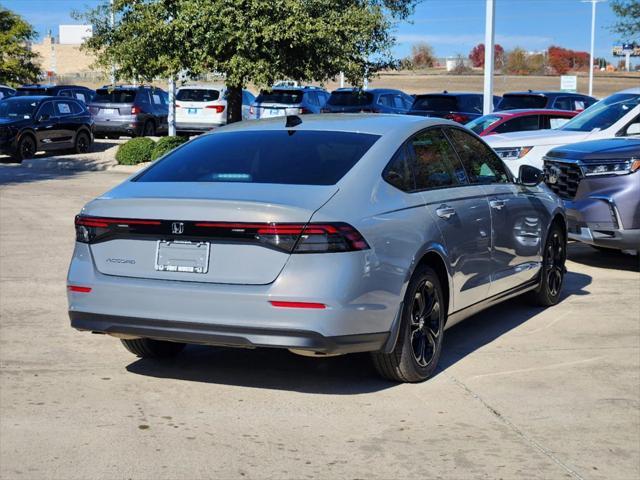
466 115 502 134
93 89 137 103
327 91 374 106
561 93 640 132
411 95 458 111
135 130 380 185
497 94 547 110
176 89 221 102
256 89 303 104
0 98 38 119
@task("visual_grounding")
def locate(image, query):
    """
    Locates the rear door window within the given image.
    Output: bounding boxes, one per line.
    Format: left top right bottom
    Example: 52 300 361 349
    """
55 100 74 116
445 128 510 184
493 115 540 134
408 129 463 190
136 130 379 185
37 101 55 119
59 89 73 98
176 89 220 102
547 115 572 129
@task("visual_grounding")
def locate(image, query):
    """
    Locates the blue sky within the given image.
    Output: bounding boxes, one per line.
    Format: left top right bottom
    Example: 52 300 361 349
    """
2 0 629 61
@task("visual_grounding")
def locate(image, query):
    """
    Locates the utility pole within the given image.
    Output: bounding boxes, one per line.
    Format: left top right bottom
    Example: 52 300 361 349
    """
340 71 344 88
582 0 605 97
110 0 116 86
483 0 495 115
168 76 176 136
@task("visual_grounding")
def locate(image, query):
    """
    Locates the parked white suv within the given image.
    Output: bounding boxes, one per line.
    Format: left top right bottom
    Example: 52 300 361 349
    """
485 88 640 176
175 85 255 135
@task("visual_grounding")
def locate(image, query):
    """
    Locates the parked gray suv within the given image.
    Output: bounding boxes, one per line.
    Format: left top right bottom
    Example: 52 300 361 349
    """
544 138 640 252
89 85 168 138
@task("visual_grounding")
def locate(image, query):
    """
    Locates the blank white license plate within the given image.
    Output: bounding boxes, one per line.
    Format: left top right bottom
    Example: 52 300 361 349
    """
155 240 210 274
269 109 282 116
187 108 199 115
101 108 116 115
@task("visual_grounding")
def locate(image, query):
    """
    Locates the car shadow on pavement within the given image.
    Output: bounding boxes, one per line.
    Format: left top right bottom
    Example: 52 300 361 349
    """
435 269 592 377
567 242 639 273
0 165 83 185
126 269 592 394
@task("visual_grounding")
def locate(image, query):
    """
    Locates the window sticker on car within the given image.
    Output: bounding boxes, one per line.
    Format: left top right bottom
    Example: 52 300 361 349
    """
75 93 86 102
574 101 585 111
550 118 570 129
57 103 71 114
153 94 161 104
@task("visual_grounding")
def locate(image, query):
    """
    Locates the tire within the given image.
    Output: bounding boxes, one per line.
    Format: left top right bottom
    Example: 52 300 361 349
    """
94 133 106 139
142 120 155 137
14 134 36 162
371 265 445 383
73 131 91 154
529 223 566 307
120 338 185 358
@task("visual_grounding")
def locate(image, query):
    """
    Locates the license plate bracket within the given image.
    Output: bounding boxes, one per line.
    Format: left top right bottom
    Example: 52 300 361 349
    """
155 240 210 274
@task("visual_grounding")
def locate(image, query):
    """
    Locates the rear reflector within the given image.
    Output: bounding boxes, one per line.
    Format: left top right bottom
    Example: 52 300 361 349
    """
269 301 326 309
68 285 92 293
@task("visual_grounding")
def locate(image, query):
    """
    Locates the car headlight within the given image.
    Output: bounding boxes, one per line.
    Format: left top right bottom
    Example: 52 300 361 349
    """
494 146 533 160
581 159 640 176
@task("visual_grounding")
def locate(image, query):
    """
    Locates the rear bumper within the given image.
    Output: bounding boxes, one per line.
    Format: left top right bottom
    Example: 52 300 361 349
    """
93 120 141 135
175 121 223 133
68 243 401 353
70 311 387 354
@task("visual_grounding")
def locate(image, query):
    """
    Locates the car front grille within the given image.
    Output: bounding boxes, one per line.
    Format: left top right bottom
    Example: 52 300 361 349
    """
543 159 583 200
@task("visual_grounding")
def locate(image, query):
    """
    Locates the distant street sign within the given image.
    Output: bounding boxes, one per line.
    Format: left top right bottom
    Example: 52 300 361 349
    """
560 75 578 93
612 44 640 57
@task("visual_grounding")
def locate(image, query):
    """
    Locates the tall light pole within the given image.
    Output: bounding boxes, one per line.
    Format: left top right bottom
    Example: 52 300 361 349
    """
110 0 115 86
483 0 495 115
582 0 605 97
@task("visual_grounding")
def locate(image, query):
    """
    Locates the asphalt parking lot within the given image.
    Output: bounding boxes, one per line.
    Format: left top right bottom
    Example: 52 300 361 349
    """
0 165 638 480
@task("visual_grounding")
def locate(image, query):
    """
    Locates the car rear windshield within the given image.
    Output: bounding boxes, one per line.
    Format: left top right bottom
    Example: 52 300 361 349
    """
411 95 459 111
93 89 137 103
135 130 380 185
0 98 38 119
16 88 52 96
497 94 547 110
256 90 303 104
176 89 221 102
327 91 374 106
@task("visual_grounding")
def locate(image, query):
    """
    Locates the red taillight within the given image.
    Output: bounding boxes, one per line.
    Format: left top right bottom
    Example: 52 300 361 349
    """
269 301 326 309
75 215 162 243
131 106 142 114
206 105 225 113
298 107 312 114
249 105 255 115
175 103 182 108
68 285 92 293
444 113 468 123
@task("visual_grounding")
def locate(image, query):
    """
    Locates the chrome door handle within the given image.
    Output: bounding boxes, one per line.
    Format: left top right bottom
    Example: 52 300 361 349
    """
436 205 456 220
489 199 506 210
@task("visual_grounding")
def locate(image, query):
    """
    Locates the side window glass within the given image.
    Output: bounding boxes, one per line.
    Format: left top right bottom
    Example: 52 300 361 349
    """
152 92 163 105
37 102 55 118
494 116 539 134
554 97 572 110
307 91 319 106
70 101 83 114
409 129 463 190
74 91 87 103
393 95 405 109
382 145 414 192
446 128 510 184
55 101 73 116
59 90 73 98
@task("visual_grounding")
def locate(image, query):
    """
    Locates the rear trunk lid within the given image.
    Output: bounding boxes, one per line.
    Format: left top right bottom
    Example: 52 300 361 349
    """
82 183 337 285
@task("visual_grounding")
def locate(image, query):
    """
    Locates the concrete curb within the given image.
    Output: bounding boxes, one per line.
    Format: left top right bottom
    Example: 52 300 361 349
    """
21 157 150 173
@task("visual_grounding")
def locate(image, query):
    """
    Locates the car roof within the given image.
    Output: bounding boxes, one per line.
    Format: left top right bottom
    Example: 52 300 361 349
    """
2 95 48 101
178 85 225 90
217 113 457 136
503 91 588 97
332 88 406 94
618 87 640 94
18 84 88 90
415 91 484 97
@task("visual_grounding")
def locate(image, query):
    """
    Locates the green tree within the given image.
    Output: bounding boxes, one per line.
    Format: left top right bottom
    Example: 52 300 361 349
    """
610 1 640 39
78 0 416 123
0 6 41 85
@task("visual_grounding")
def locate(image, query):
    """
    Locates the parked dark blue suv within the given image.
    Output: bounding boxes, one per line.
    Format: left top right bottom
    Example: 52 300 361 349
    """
322 88 414 114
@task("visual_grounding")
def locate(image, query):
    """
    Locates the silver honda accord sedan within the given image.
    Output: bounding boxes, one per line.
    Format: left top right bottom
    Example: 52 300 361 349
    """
68 114 566 382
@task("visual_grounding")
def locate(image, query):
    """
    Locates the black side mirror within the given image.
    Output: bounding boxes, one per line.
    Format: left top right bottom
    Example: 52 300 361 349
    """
37 114 50 122
518 165 544 187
